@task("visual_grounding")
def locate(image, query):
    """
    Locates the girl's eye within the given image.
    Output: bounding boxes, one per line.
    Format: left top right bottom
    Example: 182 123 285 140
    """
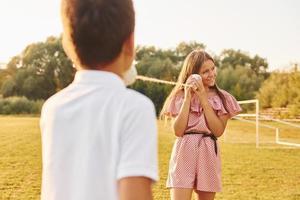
202 71 209 76
202 66 216 74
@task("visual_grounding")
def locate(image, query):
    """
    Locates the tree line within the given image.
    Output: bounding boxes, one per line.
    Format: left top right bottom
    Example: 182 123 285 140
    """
0 36 299 118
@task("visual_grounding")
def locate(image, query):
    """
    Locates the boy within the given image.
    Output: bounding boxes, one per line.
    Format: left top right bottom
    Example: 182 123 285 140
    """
40 0 158 199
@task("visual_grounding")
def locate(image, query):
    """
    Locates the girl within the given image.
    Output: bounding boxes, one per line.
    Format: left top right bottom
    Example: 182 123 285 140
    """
161 49 242 200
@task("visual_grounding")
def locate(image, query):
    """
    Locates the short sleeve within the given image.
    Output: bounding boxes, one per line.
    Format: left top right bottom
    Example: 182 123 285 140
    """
219 91 242 118
165 92 184 117
117 99 158 182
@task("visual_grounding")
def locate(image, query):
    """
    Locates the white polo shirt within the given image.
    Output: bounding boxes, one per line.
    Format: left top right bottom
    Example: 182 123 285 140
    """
40 70 158 200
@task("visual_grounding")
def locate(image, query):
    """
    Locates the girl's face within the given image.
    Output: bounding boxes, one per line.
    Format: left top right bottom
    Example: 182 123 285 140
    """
198 59 217 87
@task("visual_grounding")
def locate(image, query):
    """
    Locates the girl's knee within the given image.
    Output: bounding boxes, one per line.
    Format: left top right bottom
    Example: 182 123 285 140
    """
195 190 215 200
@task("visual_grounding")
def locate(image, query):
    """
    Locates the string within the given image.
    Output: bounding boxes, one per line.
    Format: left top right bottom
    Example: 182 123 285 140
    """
136 75 193 88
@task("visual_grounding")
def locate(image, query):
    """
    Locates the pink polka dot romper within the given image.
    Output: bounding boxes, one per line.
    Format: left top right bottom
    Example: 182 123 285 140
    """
165 89 242 192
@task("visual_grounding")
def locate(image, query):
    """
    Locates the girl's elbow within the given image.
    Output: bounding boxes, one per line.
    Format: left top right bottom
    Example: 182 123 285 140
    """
214 131 223 137
214 128 225 137
174 130 184 137
172 125 184 137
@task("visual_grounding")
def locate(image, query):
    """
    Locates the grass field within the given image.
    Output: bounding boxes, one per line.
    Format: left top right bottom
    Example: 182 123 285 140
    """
0 116 300 200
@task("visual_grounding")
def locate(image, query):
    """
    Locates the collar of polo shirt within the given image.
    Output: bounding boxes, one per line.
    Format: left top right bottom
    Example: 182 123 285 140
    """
73 70 126 88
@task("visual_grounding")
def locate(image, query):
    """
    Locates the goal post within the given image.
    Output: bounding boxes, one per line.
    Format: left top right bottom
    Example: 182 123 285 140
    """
235 99 260 148
231 99 300 148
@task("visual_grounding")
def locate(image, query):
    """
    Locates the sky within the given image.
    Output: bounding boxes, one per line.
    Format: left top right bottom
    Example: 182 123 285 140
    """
0 0 299 71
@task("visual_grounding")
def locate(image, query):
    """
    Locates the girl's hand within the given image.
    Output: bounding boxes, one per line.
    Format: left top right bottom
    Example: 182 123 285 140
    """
184 77 194 101
192 76 208 102
184 85 193 101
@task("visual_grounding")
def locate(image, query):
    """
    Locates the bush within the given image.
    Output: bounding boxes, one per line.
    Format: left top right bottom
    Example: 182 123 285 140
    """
0 96 44 115
287 104 300 119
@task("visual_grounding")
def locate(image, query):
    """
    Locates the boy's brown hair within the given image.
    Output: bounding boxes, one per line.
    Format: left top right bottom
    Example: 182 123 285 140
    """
61 0 135 69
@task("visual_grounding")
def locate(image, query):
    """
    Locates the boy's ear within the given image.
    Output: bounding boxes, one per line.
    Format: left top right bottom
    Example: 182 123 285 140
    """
122 32 135 57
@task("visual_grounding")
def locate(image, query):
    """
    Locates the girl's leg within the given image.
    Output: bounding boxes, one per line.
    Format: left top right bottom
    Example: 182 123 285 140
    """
195 190 215 200
170 188 193 200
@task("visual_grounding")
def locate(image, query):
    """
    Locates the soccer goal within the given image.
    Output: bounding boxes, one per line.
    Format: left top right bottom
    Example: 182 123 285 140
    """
226 99 300 148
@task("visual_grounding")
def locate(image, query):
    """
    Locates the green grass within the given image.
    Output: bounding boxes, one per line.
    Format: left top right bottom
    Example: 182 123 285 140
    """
0 116 41 200
0 116 300 199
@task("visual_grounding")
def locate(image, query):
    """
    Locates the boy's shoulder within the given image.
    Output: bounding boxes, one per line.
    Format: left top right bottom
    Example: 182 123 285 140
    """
123 88 155 109
42 84 155 116
41 85 73 113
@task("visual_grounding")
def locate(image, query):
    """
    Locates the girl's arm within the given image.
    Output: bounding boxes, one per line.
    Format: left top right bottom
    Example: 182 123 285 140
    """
172 87 193 137
201 99 230 137
192 79 230 137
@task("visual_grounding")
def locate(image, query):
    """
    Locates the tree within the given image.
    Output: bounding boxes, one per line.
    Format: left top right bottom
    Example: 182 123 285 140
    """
217 65 264 100
257 69 300 118
0 56 20 92
218 49 269 76
175 41 206 59
132 47 182 115
1 78 16 97
1 36 75 100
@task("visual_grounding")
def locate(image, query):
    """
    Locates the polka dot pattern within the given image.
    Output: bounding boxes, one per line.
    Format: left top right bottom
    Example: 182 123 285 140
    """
166 135 222 192
165 89 242 192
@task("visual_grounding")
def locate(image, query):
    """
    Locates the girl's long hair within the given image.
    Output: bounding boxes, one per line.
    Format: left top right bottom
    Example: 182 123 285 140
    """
160 49 229 118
